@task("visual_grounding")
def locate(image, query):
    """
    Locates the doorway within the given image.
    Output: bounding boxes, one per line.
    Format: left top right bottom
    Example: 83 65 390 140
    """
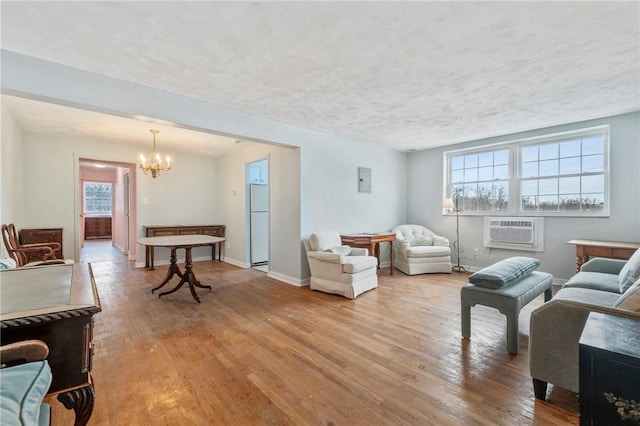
76 158 137 261
247 159 269 271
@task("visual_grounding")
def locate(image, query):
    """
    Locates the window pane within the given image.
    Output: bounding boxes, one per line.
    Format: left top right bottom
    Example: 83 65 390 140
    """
560 140 580 158
522 162 538 178
452 170 464 183
582 154 603 173
582 175 604 193
539 159 558 176
522 196 537 211
559 177 580 194
539 178 558 195
494 165 508 179
582 194 605 211
478 152 493 167
521 146 538 162
464 154 478 168
521 180 538 196
539 143 558 160
560 195 581 211
452 156 464 170
582 137 604 155
478 166 493 180
464 168 478 181
494 150 509 165
539 195 559 211
559 157 580 175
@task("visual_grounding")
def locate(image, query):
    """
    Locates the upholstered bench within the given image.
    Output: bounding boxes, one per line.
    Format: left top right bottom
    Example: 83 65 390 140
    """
461 258 553 355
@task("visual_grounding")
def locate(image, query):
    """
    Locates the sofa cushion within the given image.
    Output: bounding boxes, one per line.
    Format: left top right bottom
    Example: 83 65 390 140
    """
309 231 342 252
562 271 621 293
342 256 377 274
406 245 450 258
325 245 352 256
553 287 621 307
0 361 52 426
468 256 540 289
618 248 640 293
614 278 640 312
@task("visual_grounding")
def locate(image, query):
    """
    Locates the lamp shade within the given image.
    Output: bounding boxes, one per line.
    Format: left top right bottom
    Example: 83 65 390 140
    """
443 198 455 209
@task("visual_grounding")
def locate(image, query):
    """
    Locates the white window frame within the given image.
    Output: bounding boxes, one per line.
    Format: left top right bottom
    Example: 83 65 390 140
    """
443 125 610 217
83 181 113 217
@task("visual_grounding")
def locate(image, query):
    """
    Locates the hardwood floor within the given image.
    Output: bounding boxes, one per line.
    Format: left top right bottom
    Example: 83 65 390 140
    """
48 241 579 425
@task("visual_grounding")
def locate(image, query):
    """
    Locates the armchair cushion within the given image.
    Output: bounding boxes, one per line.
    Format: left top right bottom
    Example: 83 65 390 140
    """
618 248 640 293
325 245 352 256
469 256 540 289
406 245 450 258
408 235 433 246
342 256 378 273
562 271 621 293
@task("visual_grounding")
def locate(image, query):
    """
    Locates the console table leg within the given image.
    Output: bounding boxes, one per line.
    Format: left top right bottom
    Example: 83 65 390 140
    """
57 384 95 426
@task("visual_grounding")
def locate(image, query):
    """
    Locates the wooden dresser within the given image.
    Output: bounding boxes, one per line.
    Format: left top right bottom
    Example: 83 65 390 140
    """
1 263 101 426
19 227 64 262
142 225 226 269
84 217 112 239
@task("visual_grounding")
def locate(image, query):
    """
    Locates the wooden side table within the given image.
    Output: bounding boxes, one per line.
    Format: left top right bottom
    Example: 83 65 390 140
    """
340 233 396 275
567 239 640 272
579 312 640 425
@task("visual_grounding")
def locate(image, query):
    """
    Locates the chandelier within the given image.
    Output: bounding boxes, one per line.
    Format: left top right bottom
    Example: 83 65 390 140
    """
139 129 171 178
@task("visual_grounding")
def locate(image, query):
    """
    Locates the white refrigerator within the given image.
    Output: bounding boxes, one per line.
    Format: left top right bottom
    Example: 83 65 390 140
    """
250 184 269 265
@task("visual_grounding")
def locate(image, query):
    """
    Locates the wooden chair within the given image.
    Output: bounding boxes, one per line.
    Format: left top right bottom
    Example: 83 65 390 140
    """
1 223 68 267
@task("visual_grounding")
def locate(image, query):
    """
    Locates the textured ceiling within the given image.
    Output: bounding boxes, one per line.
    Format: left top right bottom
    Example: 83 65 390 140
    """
1 1 639 153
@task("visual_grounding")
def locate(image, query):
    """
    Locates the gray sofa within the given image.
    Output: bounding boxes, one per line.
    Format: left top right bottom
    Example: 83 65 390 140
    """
529 255 640 400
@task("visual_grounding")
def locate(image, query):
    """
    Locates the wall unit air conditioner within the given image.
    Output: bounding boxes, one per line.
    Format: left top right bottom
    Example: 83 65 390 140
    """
483 217 544 252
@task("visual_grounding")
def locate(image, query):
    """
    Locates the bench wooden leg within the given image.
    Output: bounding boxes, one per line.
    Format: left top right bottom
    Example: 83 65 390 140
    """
461 301 471 339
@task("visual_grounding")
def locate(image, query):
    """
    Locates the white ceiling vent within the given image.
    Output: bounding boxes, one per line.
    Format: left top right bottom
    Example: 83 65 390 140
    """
483 217 544 252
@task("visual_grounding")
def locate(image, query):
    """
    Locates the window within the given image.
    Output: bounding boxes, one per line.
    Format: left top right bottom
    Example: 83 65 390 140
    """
444 126 609 216
449 148 510 212
83 182 112 216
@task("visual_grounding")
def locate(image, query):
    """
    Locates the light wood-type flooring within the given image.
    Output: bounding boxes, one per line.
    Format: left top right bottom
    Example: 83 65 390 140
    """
47 241 579 425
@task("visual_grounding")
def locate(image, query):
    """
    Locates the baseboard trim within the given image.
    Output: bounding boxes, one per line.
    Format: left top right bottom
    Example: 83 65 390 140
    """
267 271 309 287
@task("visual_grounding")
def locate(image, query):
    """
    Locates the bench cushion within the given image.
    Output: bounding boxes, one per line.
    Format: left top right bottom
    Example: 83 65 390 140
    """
468 256 540 289
0 361 52 426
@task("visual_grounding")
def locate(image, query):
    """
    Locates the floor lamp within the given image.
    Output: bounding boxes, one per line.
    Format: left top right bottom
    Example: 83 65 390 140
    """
444 197 466 272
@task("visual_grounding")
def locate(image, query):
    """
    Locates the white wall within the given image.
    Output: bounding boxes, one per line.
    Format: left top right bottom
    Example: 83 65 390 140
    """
2 52 409 283
19 132 219 263
407 112 640 281
217 144 302 283
0 105 25 239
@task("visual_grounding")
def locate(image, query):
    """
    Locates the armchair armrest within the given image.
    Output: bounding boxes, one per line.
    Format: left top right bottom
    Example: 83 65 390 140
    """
0 340 49 368
306 251 345 264
14 244 58 261
350 247 369 256
529 298 640 392
580 257 626 274
433 236 450 247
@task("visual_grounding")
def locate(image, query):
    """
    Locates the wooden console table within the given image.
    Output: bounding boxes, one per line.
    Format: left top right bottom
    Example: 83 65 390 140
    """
19 227 64 262
341 233 396 275
567 239 640 272
1 263 101 426
142 224 225 269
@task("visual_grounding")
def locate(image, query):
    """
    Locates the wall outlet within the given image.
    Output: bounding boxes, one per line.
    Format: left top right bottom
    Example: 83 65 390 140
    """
473 247 480 256
226 242 231 249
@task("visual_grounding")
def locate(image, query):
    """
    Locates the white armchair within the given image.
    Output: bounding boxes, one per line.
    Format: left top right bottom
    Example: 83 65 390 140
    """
392 224 452 275
303 231 378 299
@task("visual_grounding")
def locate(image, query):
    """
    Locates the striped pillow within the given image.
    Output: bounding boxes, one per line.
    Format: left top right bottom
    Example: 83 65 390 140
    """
469 257 541 289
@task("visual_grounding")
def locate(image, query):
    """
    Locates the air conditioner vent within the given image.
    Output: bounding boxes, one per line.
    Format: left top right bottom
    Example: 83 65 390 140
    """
484 217 544 252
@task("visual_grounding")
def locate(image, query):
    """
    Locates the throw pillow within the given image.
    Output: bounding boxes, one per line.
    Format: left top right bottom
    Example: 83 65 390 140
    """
325 245 352 256
468 256 541 289
408 235 433 246
0 258 17 269
618 248 640 293
614 278 640 312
